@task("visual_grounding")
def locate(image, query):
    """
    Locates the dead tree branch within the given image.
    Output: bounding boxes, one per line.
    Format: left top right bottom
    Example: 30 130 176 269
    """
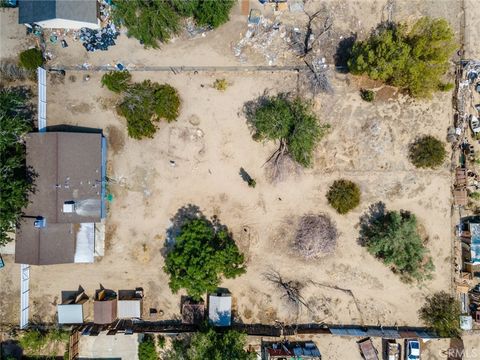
264 270 310 313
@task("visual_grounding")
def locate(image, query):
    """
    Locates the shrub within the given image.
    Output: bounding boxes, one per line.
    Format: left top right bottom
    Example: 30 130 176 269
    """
348 18 456 98
164 216 246 300
360 89 375 102
18 48 43 70
138 334 157 360
213 78 228 91
470 192 480 200
157 335 166 349
117 80 180 139
419 291 461 337
0 87 34 246
165 327 255 360
101 70 131 93
326 179 361 214
359 203 434 282
439 82 454 92
154 84 181 122
409 135 446 169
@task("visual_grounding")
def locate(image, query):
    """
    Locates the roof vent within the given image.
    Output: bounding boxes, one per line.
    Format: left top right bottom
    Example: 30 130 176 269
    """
63 201 76 213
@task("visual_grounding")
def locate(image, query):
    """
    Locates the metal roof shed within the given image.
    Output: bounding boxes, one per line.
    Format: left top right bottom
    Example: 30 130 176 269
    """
57 304 84 324
208 293 232 327
117 300 142 319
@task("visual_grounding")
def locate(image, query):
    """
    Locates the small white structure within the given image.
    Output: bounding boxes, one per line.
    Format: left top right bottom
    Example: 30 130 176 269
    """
460 315 473 330
117 289 143 319
57 290 88 324
19 0 100 30
208 292 232 327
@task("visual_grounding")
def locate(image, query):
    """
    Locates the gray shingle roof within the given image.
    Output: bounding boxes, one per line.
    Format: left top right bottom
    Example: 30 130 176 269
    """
19 0 98 25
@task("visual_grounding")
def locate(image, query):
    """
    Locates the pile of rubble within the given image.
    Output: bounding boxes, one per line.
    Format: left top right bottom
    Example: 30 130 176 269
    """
77 24 120 52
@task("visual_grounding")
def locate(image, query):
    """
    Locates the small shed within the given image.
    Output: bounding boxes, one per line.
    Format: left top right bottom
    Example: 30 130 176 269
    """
454 188 468 207
117 289 143 319
57 289 88 324
94 289 117 325
208 292 231 327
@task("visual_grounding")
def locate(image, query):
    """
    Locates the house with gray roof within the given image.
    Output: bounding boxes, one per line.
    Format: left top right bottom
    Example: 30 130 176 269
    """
18 0 100 29
15 132 107 265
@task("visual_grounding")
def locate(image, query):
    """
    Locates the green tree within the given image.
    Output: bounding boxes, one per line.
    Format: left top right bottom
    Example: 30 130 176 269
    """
246 94 329 167
164 218 246 300
138 334 158 360
101 70 132 93
409 135 446 169
0 87 34 246
191 0 235 28
165 328 255 360
18 48 43 70
360 204 434 282
117 80 181 139
419 291 461 337
326 179 361 214
348 18 456 98
112 0 181 48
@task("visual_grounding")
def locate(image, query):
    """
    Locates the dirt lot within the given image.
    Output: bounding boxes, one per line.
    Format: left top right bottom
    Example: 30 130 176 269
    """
1 0 478 357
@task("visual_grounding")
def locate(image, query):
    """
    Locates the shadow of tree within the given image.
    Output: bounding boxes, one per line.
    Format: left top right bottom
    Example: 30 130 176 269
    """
358 201 386 246
334 34 356 71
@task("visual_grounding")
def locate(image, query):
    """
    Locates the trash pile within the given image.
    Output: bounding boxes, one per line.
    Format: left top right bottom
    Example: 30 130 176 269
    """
77 24 119 52
234 18 291 65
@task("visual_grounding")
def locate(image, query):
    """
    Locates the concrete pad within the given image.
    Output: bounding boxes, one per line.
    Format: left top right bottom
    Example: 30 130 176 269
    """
78 333 139 360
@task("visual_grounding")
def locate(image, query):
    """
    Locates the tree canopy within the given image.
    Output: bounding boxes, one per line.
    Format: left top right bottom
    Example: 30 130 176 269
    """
409 135 446 169
0 87 34 246
116 80 181 139
359 203 434 282
246 94 329 168
101 70 131 93
348 17 456 97
326 179 361 214
113 0 235 48
165 328 255 360
138 334 158 360
164 217 246 300
419 291 461 337
18 48 43 70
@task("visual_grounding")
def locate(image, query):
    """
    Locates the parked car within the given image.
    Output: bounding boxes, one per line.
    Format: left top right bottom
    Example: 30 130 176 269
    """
405 339 420 360
470 114 480 134
358 337 379 360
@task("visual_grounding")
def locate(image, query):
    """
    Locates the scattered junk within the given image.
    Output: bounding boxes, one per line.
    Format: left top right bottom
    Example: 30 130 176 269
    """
78 24 119 52
357 337 379 360
57 288 89 325
181 298 206 325
61 39 68 48
447 125 458 143
262 340 321 359
460 315 473 330
385 339 400 360
453 167 468 206
470 114 480 134
248 9 262 25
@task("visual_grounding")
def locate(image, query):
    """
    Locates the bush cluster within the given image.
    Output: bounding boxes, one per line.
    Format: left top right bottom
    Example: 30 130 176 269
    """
18 48 43 70
409 135 446 169
326 179 361 214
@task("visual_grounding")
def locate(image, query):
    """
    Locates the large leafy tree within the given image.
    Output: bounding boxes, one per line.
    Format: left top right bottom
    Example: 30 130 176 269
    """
116 80 180 139
246 94 329 168
113 0 235 48
0 88 34 246
164 218 246 300
359 204 434 282
165 328 255 360
419 291 461 337
348 17 456 97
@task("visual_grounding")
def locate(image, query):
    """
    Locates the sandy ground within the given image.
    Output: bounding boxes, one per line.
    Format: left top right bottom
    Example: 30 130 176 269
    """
1 0 479 358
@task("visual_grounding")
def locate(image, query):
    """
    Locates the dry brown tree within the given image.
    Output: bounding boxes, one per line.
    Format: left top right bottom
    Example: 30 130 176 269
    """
264 270 309 313
293 214 337 258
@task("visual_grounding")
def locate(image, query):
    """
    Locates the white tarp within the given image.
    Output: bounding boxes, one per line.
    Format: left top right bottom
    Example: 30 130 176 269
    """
74 223 95 263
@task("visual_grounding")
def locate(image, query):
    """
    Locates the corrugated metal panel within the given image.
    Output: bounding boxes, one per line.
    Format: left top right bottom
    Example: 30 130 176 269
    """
37 67 47 132
20 264 30 329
